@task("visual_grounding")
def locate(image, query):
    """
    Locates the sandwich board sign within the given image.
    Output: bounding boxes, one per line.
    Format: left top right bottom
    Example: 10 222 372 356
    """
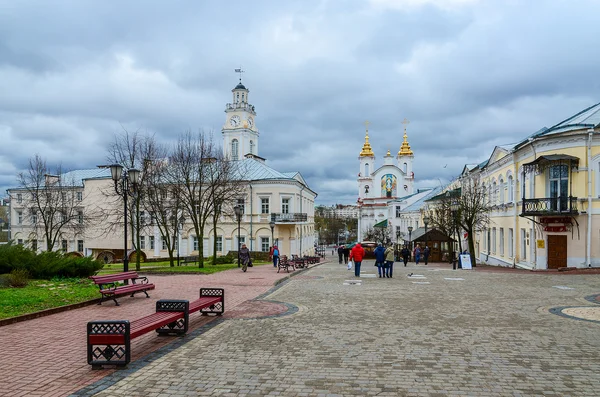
460 254 472 270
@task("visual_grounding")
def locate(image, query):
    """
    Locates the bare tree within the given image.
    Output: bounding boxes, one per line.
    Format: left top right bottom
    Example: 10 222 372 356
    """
15 155 88 251
104 128 159 270
456 177 489 267
168 130 220 267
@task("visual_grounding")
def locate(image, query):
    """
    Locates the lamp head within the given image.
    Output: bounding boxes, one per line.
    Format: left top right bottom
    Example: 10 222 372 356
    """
423 215 430 226
128 168 141 185
233 204 242 219
408 226 413 233
109 164 123 182
269 220 275 230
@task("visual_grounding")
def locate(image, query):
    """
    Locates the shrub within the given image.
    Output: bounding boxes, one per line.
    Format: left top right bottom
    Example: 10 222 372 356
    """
0 242 36 274
7 269 30 288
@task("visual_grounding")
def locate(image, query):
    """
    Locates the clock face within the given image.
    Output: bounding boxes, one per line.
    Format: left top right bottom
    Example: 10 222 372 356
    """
247 117 254 128
230 115 240 127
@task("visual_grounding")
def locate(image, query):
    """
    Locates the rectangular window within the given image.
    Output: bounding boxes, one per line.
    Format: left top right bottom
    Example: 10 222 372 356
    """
261 198 269 214
140 211 146 225
396 206 401 217
521 228 527 260
77 210 83 224
31 211 37 224
140 236 146 249
149 236 155 250
216 236 223 252
17 211 22 225
193 236 198 251
62 239 68 252
162 237 167 250
31 240 38 251
499 228 504 256
282 198 290 214
237 236 245 249
261 237 270 252
77 191 83 201
77 240 84 252
17 239 23 245
17 193 22 203
492 228 497 254
508 228 514 258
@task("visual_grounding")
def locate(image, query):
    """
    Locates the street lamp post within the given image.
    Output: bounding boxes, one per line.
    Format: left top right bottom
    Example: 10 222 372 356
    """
109 164 140 277
423 215 430 255
269 220 275 247
450 199 460 270
234 205 242 268
407 226 413 261
176 216 185 266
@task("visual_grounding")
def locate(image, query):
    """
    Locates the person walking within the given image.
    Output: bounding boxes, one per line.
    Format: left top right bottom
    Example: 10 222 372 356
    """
349 243 365 277
337 246 344 264
272 245 280 268
239 244 252 272
384 244 395 278
401 246 410 266
414 244 422 265
373 243 386 278
343 246 350 264
423 245 430 265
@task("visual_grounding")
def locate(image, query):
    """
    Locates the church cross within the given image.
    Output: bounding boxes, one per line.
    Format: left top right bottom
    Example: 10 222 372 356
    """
364 120 370 131
402 118 410 130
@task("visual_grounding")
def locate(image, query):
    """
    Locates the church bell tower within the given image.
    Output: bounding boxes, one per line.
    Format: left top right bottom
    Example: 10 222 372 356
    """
222 69 259 160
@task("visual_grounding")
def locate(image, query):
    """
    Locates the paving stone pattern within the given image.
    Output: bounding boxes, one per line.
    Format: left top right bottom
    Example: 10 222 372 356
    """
86 260 600 397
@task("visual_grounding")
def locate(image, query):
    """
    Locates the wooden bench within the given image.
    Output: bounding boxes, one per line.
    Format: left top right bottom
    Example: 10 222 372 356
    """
87 288 225 368
90 271 155 306
180 256 198 266
291 255 307 269
277 255 295 273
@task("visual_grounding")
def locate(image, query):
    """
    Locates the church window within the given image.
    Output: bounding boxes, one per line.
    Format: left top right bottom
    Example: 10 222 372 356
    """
231 139 239 161
242 93 245 102
249 140 255 154
236 93 239 103
365 163 370 176
395 206 401 218
403 162 407 173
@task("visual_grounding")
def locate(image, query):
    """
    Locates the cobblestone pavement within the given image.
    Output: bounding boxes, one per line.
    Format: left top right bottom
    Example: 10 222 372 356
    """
74 260 600 397
0 260 320 397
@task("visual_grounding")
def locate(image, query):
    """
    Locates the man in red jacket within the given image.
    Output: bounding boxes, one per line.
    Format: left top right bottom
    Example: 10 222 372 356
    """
349 243 365 277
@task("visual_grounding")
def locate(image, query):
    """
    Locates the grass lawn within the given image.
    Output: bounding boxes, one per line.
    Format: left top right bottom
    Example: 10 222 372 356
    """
0 278 99 320
97 260 270 275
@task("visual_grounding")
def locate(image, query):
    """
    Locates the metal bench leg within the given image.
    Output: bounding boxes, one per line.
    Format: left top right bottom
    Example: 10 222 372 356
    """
144 290 150 298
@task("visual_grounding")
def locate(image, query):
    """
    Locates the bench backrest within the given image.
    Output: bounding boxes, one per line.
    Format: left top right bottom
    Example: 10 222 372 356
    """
90 271 140 284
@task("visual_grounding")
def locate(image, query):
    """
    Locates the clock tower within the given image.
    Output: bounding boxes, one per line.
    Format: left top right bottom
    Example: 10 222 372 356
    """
222 78 259 160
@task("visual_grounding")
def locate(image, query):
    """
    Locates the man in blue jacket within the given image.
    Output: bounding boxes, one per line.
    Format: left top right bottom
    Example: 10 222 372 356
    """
374 243 386 278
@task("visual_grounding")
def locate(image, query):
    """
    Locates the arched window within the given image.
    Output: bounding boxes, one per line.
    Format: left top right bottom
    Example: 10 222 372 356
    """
508 175 514 202
249 140 255 154
242 93 245 102
365 163 370 176
491 182 496 206
231 139 239 161
498 178 505 204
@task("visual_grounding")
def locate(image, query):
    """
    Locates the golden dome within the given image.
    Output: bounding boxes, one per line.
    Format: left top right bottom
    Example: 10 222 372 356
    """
398 119 413 156
359 121 375 157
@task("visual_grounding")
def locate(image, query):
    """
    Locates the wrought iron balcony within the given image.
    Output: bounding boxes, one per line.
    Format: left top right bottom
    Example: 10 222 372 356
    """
271 213 308 223
521 197 578 216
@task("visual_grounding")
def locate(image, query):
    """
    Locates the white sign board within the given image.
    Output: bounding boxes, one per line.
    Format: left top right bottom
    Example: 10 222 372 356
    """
459 254 472 270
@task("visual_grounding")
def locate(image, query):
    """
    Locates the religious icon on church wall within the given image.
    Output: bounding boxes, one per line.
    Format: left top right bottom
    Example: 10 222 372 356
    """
381 174 397 197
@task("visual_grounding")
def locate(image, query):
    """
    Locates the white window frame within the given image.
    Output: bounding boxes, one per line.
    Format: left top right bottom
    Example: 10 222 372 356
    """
77 240 84 252
260 197 269 214
193 236 198 251
17 193 22 203
77 210 83 224
520 228 527 260
140 236 146 249
17 211 23 225
508 175 514 203
216 236 223 253
231 139 239 161
150 236 155 250
492 227 497 254
260 237 270 252
508 228 514 258
62 239 68 252
499 228 504 256
281 197 291 214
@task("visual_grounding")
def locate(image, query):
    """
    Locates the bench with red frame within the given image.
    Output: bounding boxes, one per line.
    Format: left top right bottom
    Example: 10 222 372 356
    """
87 288 224 368
90 271 155 306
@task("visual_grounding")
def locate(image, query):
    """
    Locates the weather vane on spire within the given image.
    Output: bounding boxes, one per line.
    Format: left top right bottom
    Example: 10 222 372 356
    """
234 67 245 83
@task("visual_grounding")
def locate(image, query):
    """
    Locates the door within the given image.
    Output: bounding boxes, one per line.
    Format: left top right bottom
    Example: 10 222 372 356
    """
549 165 569 212
547 235 567 269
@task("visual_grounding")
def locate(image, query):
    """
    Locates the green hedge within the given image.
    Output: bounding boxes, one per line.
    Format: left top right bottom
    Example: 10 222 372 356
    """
0 242 104 279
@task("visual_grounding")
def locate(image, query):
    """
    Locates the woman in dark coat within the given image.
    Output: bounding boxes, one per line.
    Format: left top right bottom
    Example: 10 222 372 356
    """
401 246 410 267
239 244 251 272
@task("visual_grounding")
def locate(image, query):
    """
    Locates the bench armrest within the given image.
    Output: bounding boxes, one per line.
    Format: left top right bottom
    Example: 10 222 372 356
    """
199 288 225 315
87 320 131 367
156 300 190 335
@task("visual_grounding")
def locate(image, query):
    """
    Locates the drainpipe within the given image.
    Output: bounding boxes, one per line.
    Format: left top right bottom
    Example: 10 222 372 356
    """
587 129 593 267
531 142 537 269
512 152 518 268
249 182 253 251
299 185 305 255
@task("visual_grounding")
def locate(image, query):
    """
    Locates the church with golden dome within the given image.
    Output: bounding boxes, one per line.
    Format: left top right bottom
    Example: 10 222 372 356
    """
357 119 418 241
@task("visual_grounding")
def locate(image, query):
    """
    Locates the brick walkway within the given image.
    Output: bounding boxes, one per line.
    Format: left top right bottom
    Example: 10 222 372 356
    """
77 259 600 397
0 259 324 397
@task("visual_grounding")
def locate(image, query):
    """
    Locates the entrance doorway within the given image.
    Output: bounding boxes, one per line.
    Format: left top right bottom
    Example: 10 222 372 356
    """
547 235 567 269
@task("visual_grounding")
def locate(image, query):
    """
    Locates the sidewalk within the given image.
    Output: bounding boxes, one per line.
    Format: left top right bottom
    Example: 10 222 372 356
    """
0 259 326 397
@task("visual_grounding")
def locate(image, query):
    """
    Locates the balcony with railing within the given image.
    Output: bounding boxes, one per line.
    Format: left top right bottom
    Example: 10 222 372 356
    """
521 196 578 216
271 213 308 223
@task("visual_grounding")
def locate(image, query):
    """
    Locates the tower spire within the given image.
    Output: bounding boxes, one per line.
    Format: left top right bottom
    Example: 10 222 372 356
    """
398 118 413 156
359 120 375 157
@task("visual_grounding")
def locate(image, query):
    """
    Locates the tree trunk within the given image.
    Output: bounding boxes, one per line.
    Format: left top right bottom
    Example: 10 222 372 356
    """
467 228 476 267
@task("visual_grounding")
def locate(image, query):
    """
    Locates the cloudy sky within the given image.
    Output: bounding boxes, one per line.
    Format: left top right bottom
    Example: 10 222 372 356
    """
1 0 599 205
